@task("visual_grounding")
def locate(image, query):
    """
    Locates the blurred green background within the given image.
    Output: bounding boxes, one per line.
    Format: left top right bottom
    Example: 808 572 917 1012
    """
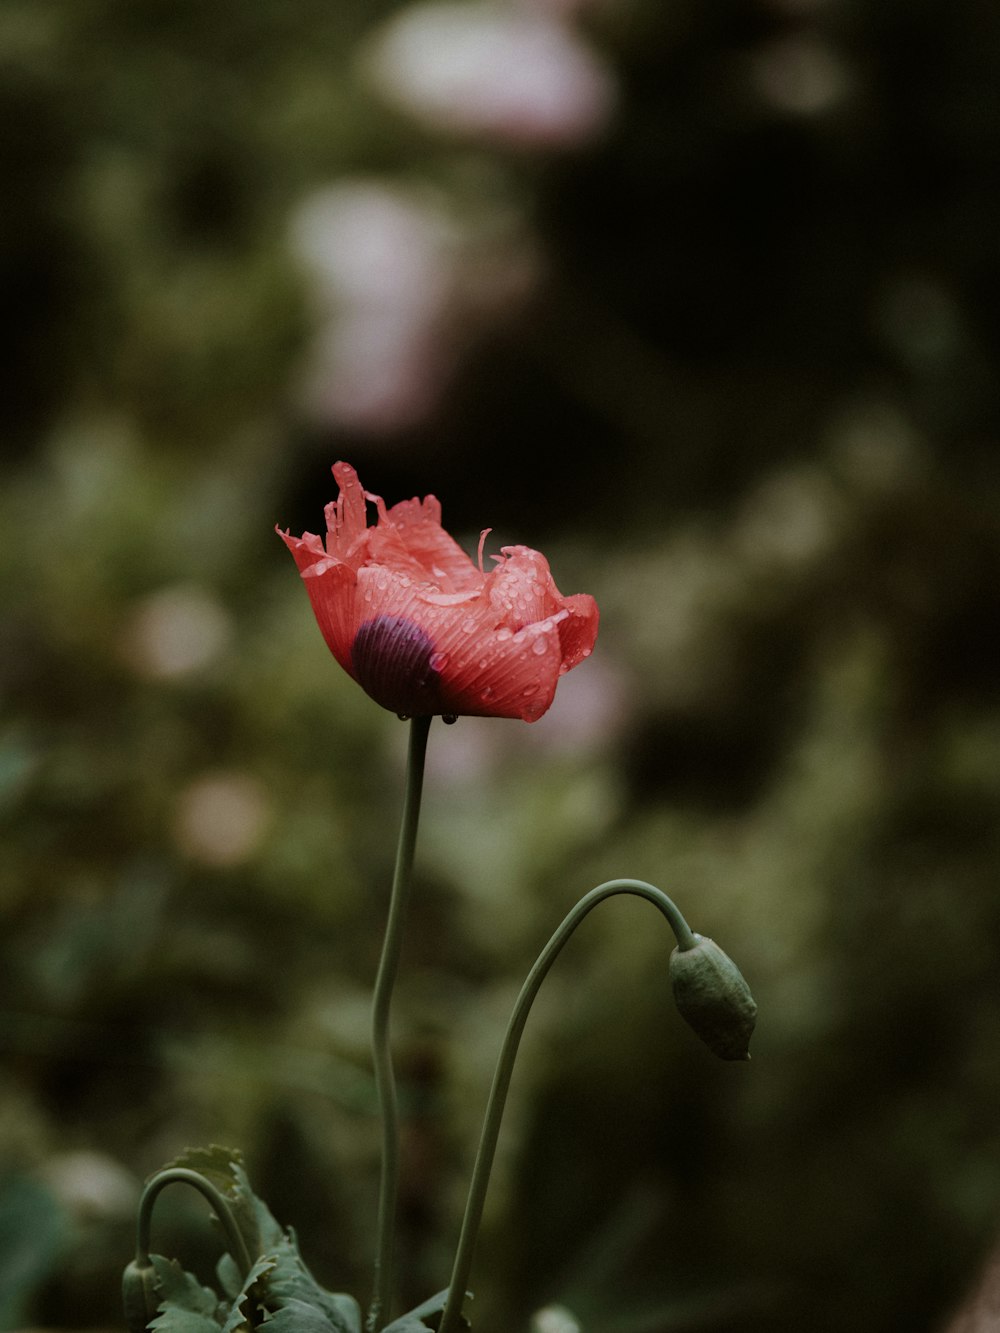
2 0 1000 1329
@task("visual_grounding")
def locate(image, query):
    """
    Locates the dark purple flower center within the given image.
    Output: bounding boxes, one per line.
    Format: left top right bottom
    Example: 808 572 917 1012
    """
351 615 443 715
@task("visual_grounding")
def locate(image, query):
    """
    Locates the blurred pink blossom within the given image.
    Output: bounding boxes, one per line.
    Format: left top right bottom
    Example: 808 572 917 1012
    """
422 649 630 790
174 772 271 867
290 180 538 431
120 583 232 680
364 2 616 148
290 183 453 431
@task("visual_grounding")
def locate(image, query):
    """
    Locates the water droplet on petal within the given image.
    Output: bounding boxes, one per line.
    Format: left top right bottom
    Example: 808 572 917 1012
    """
478 657 489 669
521 684 538 697
430 651 449 672
532 637 548 655
461 616 477 634
481 687 494 700
496 628 513 642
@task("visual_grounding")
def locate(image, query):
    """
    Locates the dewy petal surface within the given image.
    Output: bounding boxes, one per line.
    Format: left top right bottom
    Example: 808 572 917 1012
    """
278 462 598 720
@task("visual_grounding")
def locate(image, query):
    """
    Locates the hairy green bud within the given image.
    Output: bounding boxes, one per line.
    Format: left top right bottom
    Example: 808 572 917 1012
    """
122 1259 160 1333
669 934 757 1060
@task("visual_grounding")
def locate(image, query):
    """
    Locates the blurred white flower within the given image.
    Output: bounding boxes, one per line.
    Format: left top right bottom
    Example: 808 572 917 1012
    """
294 183 456 314
531 1307 582 1333
120 583 232 680
292 182 454 431
364 2 616 148
290 180 539 431
174 772 270 867
41 1150 140 1221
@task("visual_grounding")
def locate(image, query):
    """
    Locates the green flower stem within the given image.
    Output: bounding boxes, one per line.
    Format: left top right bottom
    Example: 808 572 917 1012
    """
437 878 697 1333
134 1167 254 1278
368 713 433 1333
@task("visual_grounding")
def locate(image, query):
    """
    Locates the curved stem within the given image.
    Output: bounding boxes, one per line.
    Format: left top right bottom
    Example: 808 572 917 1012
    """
437 879 696 1333
368 714 433 1333
135 1167 255 1279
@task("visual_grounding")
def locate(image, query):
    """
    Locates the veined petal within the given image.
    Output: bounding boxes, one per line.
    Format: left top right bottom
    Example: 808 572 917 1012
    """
297 557 358 671
486 545 564 629
279 528 328 574
374 495 482 594
555 592 599 672
416 587 482 607
353 562 432 629
442 617 567 722
325 461 369 562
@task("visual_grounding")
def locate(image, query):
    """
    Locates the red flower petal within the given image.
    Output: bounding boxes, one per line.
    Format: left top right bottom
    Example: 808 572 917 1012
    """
324 460 370 562
376 492 482 594
291 551 358 674
279 462 598 721
280 528 327 574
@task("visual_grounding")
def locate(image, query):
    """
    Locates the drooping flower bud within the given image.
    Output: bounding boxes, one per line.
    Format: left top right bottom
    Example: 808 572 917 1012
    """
122 1259 159 1333
669 934 757 1061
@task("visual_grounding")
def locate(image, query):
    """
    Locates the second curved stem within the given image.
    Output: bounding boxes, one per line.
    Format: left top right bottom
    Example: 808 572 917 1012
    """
437 878 696 1333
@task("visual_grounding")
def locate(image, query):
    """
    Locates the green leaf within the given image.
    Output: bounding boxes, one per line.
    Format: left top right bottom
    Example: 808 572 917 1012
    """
261 1231 361 1333
148 1255 223 1333
262 1297 355 1333
220 1253 278 1333
164 1147 267 1258
215 1252 242 1301
235 1164 286 1255
382 1290 471 1332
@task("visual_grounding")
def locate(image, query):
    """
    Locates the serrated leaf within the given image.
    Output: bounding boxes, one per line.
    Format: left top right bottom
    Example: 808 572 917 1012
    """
262 1297 353 1333
261 1231 361 1333
232 1162 286 1254
166 1147 246 1194
221 1252 278 1333
148 1255 223 1333
164 1147 263 1260
382 1290 471 1332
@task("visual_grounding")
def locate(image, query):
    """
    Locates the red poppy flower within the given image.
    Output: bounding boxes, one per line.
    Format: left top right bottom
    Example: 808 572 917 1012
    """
278 462 598 722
